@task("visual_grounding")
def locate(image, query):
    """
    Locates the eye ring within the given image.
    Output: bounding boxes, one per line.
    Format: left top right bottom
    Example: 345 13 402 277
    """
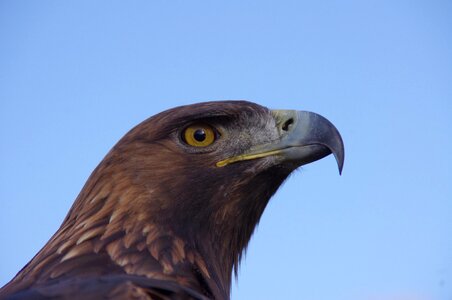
182 123 216 147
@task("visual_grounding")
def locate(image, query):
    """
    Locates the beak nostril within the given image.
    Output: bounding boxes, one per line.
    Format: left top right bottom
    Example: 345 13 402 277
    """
281 118 294 131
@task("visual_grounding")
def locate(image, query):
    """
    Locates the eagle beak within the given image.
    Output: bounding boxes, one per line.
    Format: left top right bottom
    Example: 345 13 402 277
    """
216 110 344 174
272 110 344 174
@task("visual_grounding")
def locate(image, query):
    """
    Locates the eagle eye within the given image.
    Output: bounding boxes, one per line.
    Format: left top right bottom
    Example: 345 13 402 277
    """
182 123 216 147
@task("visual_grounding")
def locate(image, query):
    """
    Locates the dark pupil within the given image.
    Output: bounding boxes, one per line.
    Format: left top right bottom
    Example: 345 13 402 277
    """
193 129 206 142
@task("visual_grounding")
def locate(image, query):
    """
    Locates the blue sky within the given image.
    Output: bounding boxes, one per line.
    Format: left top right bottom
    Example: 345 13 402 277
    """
1 1 451 299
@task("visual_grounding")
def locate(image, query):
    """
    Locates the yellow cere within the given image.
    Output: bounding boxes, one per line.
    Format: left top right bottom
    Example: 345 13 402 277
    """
216 149 283 167
184 123 215 147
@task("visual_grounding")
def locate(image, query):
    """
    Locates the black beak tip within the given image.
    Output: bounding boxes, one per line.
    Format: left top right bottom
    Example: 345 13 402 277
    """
338 157 344 175
333 143 345 175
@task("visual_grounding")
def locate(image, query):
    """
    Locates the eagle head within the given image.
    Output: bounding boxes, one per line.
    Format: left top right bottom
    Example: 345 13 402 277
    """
1 101 344 300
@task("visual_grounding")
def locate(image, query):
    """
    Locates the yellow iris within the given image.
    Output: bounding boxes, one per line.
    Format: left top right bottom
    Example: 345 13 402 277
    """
183 124 215 147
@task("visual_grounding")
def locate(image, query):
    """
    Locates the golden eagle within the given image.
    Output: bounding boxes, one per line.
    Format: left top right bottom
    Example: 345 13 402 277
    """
0 101 344 300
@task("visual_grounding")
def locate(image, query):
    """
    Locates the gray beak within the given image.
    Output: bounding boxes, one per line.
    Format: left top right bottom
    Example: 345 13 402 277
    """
272 110 345 174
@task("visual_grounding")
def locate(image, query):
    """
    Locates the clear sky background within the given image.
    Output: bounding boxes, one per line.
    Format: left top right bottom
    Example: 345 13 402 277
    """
1 1 451 300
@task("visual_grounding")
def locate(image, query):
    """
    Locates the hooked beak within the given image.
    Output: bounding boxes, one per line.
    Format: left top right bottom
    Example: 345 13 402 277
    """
216 110 345 174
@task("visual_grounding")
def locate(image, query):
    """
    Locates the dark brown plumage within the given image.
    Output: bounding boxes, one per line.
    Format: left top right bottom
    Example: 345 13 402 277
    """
0 101 344 300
